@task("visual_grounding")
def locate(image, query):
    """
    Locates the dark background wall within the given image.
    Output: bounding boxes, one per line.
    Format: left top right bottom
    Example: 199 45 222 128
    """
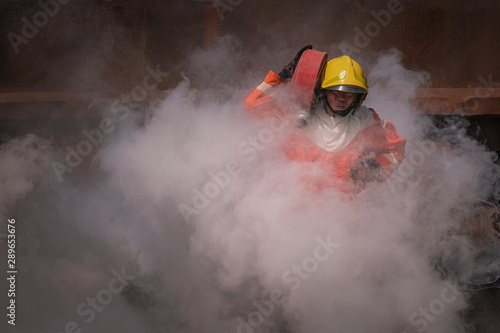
0 0 499 148
1 0 499 91
1 2 500 331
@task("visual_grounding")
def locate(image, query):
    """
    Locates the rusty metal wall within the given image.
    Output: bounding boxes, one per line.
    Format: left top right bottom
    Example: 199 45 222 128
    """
1 0 499 91
1 0 498 147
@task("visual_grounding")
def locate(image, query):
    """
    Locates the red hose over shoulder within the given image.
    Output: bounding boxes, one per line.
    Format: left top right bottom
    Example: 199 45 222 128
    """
290 49 328 110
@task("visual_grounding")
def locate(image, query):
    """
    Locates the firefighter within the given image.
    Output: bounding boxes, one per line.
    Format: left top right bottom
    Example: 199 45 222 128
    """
244 45 406 192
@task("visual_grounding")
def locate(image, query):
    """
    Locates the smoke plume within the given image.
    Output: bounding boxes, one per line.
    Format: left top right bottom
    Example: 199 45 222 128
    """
1 35 499 333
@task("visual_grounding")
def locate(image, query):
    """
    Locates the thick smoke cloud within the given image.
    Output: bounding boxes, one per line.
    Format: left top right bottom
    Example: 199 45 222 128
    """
1 33 499 333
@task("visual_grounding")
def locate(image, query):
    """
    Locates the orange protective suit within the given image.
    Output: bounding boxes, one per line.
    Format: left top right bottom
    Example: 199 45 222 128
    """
244 70 406 192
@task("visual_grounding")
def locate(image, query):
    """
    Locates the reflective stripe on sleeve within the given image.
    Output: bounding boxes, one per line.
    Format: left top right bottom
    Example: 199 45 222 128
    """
256 81 273 93
380 153 399 165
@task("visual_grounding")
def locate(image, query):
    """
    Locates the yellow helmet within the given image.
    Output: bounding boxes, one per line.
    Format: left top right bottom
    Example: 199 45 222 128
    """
321 55 368 105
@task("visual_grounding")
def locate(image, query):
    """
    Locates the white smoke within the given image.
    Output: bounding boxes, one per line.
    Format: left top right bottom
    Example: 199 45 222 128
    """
92 44 498 333
1 39 499 333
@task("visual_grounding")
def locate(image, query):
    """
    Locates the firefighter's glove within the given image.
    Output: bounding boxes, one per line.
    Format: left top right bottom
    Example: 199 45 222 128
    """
278 45 313 80
350 158 384 186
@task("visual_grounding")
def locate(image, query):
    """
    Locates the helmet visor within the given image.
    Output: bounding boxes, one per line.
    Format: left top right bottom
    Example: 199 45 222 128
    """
325 85 367 94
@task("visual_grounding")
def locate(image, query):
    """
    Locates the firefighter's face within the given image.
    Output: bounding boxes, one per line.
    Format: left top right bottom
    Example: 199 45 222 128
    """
326 90 355 111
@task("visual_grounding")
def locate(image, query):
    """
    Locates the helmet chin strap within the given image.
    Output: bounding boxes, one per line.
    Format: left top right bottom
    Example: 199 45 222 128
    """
324 98 355 117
